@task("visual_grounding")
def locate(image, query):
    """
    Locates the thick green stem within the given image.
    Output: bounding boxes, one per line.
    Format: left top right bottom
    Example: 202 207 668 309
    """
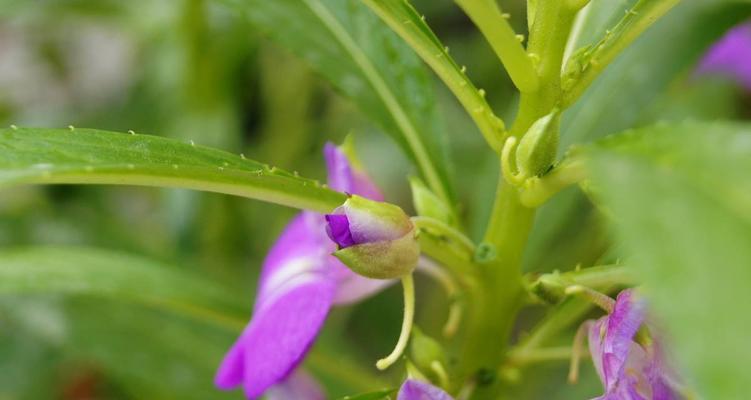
457 3 584 398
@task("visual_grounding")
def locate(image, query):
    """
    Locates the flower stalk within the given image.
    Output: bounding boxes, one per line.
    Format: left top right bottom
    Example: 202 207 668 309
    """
376 273 416 370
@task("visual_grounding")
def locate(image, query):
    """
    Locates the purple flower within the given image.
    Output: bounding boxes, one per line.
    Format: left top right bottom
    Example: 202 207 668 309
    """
696 21 751 90
214 143 391 399
397 379 453 400
587 289 679 400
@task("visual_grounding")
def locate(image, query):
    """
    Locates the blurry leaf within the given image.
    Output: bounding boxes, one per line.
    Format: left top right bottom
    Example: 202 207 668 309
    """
0 246 247 330
337 388 397 400
586 122 751 399
0 127 346 212
360 0 506 152
66 299 241 399
223 0 454 204
525 1 751 271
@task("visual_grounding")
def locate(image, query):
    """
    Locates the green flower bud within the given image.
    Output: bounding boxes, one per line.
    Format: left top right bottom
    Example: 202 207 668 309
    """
516 110 560 178
325 195 420 279
409 176 456 226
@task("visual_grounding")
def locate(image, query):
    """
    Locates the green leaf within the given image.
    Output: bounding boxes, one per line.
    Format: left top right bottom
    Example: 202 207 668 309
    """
360 0 507 152
562 0 682 105
222 0 454 204
0 127 346 213
586 122 751 399
0 246 247 330
337 388 397 400
525 1 751 272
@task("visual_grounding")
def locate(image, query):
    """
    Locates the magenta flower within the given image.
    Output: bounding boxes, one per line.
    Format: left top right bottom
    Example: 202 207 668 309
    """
587 289 678 400
397 379 453 400
214 143 390 399
696 21 751 90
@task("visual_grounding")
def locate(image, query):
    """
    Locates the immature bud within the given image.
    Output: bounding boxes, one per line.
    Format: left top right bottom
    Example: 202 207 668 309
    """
409 177 456 226
516 111 560 178
325 195 419 279
410 327 447 376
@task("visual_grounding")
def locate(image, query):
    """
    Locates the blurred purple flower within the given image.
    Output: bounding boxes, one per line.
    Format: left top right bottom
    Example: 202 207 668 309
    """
587 289 679 400
398 379 453 400
214 143 390 399
697 21 751 90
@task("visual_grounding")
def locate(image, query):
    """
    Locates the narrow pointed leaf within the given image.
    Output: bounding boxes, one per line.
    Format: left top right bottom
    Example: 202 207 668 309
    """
222 0 454 204
0 246 247 330
360 0 507 152
0 127 346 213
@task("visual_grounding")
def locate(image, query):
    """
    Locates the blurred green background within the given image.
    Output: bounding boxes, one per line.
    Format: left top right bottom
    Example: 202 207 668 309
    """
0 0 747 399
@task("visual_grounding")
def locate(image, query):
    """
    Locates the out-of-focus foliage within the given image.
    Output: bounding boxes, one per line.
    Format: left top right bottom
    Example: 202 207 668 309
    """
587 122 751 400
0 0 749 399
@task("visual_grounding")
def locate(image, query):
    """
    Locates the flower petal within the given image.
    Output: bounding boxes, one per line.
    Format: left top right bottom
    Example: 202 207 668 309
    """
258 212 333 301
397 379 454 400
266 369 326 400
324 142 383 200
697 22 751 90
325 214 356 248
215 276 335 399
602 289 646 385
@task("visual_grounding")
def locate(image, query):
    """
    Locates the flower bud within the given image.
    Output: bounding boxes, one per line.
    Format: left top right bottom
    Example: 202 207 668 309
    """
409 176 456 227
516 110 560 178
325 195 419 279
410 327 447 378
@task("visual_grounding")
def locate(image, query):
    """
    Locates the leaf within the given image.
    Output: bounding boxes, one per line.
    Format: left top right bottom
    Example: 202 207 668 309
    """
222 0 454 204
0 246 247 330
561 0 682 105
585 122 751 399
337 388 397 400
0 127 346 213
524 1 751 272
360 0 506 152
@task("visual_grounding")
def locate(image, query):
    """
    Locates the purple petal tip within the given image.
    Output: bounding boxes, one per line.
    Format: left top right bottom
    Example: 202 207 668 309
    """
325 214 356 248
398 379 454 400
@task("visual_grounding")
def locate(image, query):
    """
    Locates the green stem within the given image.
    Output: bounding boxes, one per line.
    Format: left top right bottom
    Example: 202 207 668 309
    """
519 156 586 207
561 0 683 107
458 3 584 398
527 264 636 303
413 216 476 254
505 346 573 366
454 0 539 93
417 231 477 289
